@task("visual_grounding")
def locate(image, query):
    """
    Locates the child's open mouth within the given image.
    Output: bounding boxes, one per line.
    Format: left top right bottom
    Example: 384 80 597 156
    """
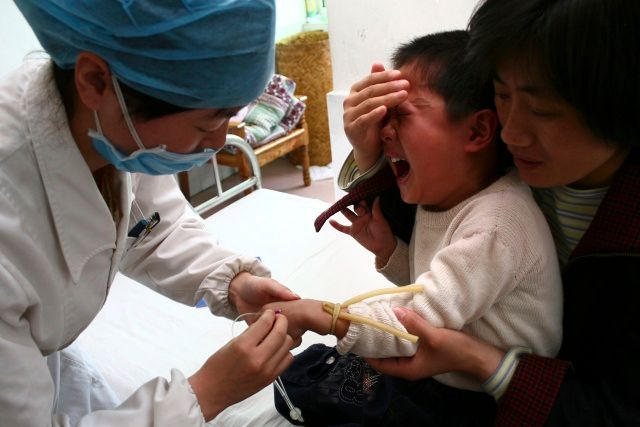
389 157 410 180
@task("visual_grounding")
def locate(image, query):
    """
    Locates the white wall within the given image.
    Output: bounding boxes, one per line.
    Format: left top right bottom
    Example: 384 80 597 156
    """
327 0 478 91
325 0 479 198
0 3 42 78
275 0 308 42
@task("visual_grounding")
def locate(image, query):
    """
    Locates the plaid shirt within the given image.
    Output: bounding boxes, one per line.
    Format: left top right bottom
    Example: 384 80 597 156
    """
496 150 640 426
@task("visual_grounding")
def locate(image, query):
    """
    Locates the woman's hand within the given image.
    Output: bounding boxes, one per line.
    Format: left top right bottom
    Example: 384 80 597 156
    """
329 197 397 265
365 307 504 382
228 272 299 315
343 63 409 171
189 310 294 421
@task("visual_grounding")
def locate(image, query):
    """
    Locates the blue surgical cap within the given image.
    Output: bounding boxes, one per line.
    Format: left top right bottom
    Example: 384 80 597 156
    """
15 0 275 109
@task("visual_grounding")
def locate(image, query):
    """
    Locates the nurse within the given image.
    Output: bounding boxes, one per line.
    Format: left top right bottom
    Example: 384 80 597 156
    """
0 1 298 425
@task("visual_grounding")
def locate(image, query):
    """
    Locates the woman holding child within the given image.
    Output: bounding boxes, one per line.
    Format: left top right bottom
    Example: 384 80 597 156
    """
269 24 562 427
365 0 640 425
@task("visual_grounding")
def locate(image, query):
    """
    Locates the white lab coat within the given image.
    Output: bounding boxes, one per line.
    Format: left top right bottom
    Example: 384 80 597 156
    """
0 60 270 426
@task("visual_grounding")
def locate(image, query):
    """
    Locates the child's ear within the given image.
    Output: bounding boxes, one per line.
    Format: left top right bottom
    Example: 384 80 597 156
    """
74 52 111 110
464 109 498 153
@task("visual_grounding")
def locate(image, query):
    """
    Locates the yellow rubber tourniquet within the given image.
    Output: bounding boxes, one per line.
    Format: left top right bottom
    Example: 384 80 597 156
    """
322 284 424 343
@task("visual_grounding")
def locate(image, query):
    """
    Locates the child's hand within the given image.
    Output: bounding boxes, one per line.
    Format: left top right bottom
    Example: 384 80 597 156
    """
262 299 330 345
343 63 409 171
329 197 396 265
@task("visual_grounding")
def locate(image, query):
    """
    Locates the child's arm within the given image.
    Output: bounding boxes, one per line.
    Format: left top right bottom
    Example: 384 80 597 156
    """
328 197 397 266
262 299 349 342
263 290 420 359
343 63 409 171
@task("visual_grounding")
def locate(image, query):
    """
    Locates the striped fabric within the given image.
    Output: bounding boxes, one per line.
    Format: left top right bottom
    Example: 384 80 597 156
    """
337 152 388 191
533 186 607 266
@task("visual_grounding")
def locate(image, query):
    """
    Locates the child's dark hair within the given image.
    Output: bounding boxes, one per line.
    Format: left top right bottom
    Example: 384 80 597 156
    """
392 30 511 172
467 0 640 148
392 30 495 122
53 64 188 120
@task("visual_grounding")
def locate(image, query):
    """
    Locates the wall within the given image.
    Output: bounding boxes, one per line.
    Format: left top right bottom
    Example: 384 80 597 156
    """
0 3 42 78
325 0 479 198
275 0 308 42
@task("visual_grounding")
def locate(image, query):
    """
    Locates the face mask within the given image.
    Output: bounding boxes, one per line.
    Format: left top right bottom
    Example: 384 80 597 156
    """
89 76 218 175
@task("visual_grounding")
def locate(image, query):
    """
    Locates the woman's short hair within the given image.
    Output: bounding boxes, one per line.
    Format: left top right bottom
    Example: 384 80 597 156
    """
467 0 640 148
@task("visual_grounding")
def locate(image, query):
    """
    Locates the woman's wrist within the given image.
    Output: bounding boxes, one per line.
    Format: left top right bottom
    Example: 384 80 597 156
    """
188 374 226 421
482 346 532 400
227 271 251 312
462 338 505 383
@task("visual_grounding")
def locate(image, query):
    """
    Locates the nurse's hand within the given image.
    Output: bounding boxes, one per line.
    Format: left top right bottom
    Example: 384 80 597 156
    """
364 307 503 382
343 63 409 171
229 272 300 315
189 309 294 421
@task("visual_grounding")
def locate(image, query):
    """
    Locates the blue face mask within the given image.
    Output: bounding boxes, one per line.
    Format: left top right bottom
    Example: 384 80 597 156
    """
90 76 218 176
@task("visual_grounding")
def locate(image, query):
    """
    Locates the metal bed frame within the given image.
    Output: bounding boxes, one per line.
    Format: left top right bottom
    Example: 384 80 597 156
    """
190 134 262 216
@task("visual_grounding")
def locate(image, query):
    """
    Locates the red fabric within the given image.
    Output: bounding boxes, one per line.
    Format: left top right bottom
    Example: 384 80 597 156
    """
495 355 570 426
314 164 396 232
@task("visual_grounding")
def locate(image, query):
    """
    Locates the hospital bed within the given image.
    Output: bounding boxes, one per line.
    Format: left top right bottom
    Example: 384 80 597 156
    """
75 136 393 426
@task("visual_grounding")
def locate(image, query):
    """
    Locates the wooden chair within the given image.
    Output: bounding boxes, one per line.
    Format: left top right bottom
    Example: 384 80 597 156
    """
216 95 311 189
178 96 310 203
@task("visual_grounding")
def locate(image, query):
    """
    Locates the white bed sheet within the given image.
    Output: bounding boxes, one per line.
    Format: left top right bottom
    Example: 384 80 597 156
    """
76 189 393 426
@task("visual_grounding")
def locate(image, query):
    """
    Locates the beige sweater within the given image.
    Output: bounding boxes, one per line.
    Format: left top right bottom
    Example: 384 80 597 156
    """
336 170 563 390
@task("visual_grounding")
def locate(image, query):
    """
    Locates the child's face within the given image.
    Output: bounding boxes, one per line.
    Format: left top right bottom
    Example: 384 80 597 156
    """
493 59 627 189
380 65 474 209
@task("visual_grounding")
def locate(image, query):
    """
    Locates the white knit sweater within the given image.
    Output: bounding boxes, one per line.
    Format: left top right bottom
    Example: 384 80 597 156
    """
336 170 563 390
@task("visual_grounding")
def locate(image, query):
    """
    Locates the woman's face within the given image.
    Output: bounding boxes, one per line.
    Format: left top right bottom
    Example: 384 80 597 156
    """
131 107 241 154
96 76 242 156
102 105 241 156
493 59 628 189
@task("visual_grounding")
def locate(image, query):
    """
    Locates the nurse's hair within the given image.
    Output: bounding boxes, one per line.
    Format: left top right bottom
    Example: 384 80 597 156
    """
467 0 640 148
391 30 512 172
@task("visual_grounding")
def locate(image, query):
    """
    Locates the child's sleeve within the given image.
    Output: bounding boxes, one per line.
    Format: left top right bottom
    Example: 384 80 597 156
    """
337 229 518 358
376 237 410 284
